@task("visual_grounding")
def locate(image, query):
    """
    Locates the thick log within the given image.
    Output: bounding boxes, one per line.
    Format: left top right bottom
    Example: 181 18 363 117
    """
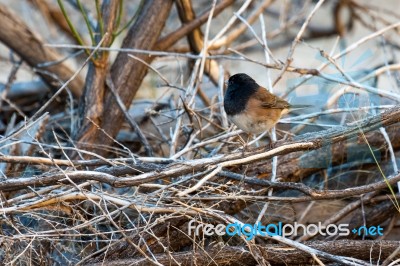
86 240 400 266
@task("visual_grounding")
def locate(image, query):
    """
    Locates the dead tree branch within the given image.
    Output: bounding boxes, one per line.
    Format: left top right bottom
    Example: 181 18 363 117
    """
0 3 84 97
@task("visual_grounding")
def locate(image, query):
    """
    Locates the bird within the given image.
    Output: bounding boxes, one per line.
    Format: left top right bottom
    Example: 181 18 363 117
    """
223 73 309 135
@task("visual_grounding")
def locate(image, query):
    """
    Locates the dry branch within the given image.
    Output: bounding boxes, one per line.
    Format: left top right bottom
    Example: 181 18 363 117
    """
75 0 174 156
156 0 235 51
28 0 77 41
175 0 222 90
0 4 84 97
255 123 400 182
75 0 120 154
86 240 400 266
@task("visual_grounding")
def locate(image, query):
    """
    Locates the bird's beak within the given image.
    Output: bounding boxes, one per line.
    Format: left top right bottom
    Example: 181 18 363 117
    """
224 80 228 86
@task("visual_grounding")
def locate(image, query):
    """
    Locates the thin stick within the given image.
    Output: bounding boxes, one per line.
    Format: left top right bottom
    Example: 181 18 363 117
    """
177 166 222 196
256 13 277 225
273 0 326 87
106 74 153 157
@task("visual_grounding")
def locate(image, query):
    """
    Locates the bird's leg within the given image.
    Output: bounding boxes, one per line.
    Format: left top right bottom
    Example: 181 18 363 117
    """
245 133 251 150
266 130 274 149
241 133 254 153
236 133 246 149
234 133 250 153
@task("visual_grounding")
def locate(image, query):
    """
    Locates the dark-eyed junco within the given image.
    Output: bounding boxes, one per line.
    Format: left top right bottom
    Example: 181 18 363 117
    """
224 73 309 134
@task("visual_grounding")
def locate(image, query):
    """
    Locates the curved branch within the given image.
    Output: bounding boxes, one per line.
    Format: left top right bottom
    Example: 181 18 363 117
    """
0 4 84 97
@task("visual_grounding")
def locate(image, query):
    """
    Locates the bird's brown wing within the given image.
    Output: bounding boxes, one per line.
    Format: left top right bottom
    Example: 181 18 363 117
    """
245 86 287 129
253 86 290 109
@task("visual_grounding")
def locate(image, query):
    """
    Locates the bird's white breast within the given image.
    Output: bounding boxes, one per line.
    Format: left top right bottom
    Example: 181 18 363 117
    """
228 113 277 134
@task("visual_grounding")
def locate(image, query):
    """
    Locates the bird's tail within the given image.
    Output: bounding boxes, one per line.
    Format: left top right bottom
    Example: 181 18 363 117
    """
288 104 312 111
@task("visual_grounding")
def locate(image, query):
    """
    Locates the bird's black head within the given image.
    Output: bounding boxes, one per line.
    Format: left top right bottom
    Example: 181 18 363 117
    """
224 73 260 115
227 73 258 90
